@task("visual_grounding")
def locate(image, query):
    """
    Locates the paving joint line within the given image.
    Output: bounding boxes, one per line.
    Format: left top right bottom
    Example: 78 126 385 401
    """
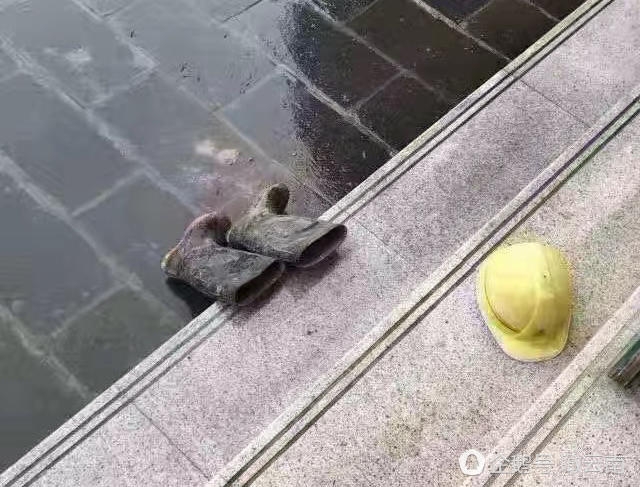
412 0 511 63
0 142 219 410
0 304 93 403
351 71 403 113
109 0 402 163
71 169 145 218
0 154 139 286
207 65 280 114
0 150 176 325
327 72 521 223
351 217 415 266
214 108 338 208
70 0 109 22
520 78 591 126
23 0 155 105
505 0 614 80
88 67 156 108
304 0 458 105
460 0 499 22
220 0 265 23
520 0 561 22
342 0 386 23
102 0 141 18
133 403 212 480
50 284 125 341
75 0 142 19
80 106 202 216
0 37 87 110
20 391 152 487
133 284 187 329
192 0 455 124
273 62 396 154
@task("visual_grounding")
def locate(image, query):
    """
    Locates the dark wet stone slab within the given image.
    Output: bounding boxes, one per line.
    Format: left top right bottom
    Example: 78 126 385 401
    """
78 175 214 320
223 73 390 202
81 0 130 15
95 73 211 167
96 73 329 218
0 173 114 336
190 0 262 21
54 288 182 394
465 0 556 59
112 0 273 107
227 0 396 107
0 74 132 210
358 76 453 150
532 0 585 19
312 0 378 21
0 49 16 79
0 0 150 104
421 0 491 22
349 0 506 100
0 315 85 472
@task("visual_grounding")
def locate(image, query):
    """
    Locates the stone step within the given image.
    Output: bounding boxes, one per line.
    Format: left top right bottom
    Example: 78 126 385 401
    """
474 287 640 487
3 0 639 485
213 79 640 487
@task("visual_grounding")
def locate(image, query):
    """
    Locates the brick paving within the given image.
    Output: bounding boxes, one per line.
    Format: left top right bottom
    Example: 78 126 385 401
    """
0 0 582 471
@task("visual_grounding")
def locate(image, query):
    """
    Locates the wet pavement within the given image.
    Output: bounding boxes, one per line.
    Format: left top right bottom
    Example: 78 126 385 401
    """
0 0 582 471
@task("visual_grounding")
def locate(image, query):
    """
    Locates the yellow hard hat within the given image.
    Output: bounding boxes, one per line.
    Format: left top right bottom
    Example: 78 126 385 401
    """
476 242 573 362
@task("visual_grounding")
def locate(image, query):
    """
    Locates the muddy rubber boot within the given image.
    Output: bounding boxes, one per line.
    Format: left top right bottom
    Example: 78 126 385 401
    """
161 213 285 306
227 184 347 268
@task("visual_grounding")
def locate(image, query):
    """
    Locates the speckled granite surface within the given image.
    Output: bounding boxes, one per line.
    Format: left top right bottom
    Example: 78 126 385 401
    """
9 1 640 486
250 94 640 487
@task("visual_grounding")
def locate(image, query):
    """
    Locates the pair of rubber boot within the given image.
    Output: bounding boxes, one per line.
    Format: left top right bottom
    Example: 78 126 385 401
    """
161 184 347 306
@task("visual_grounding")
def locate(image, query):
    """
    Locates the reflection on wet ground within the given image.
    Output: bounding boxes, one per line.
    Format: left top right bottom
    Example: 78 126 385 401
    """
0 0 583 471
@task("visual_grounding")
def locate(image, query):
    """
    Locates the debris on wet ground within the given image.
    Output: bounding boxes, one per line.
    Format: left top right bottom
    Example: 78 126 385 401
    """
194 139 240 165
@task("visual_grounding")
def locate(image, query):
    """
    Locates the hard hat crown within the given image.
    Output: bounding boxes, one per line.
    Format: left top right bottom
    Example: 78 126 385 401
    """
477 242 572 362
